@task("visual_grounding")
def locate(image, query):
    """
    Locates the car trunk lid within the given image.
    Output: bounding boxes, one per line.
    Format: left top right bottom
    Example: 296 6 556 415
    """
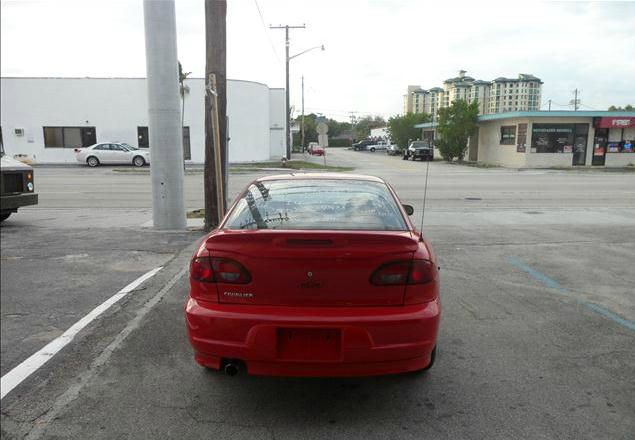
206 230 417 306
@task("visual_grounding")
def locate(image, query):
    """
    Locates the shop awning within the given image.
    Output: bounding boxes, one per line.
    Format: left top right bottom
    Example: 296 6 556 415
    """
594 117 635 128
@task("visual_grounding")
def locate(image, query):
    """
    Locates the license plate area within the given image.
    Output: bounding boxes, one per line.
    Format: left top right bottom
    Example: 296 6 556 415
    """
277 328 341 361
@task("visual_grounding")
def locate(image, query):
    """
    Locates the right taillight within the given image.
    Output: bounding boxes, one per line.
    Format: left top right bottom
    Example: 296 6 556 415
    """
370 260 434 286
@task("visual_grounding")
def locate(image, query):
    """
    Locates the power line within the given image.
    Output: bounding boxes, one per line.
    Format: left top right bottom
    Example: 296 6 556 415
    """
252 0 282 66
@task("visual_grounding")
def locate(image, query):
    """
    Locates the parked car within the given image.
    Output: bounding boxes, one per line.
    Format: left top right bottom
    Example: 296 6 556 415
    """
386 145 403 156
307 142 325 156
352 139 375 151
310 145 325 156
366 142 389 152
75 142 150 167
403 141 434 161
1 143 38 222
185 173 441 377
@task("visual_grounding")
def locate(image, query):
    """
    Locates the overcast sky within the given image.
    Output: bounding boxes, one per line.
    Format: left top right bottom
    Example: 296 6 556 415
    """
2 0 634 121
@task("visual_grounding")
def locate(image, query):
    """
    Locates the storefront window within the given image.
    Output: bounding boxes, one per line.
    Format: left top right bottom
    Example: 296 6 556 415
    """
531 123 588 154
500 126 516 145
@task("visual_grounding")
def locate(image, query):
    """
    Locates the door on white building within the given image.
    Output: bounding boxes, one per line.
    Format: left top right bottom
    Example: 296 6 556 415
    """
572 124 589 166
592 128 608 166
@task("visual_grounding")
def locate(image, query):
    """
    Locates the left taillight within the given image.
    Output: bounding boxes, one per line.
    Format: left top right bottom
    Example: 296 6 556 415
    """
211 258 251 284
190 256 251 284
190 256 215 282
370 259 434 286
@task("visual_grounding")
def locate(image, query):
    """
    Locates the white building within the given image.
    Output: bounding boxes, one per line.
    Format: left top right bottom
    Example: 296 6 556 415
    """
0 77 286 164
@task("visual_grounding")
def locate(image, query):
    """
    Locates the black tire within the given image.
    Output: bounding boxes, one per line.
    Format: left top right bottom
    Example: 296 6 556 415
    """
133 156 146 167
0 212 11 222
422 346 436 371
86 156 100 167
370 147 376 152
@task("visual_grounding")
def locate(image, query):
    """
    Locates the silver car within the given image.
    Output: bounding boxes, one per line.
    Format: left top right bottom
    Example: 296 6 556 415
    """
365 142 389 152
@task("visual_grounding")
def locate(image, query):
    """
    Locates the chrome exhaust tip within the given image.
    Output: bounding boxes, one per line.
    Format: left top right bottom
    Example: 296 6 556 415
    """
224 362 239 376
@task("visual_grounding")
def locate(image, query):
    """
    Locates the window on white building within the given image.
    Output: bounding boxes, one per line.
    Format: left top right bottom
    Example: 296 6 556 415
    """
43 126 96 148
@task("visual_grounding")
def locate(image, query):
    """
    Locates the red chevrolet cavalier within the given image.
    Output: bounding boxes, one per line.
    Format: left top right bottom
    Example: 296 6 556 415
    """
185 174 440 377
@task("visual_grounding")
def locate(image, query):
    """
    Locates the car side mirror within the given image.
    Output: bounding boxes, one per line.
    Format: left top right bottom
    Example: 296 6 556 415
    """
402 204 414 216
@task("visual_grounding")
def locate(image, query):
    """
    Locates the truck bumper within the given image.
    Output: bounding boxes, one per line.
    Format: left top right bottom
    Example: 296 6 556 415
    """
1 193 38 212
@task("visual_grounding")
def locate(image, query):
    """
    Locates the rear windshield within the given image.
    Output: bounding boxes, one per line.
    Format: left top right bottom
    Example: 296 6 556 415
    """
411 142 430 148
224 179 408 231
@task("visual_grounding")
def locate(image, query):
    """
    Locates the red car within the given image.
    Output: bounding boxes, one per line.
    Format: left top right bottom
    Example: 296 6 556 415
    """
309 146 325 156
185 174 440 377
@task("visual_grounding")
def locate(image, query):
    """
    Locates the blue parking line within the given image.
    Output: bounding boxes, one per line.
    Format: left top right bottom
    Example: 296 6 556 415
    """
583 303 635 332
506 257 568 293
506 256 635 333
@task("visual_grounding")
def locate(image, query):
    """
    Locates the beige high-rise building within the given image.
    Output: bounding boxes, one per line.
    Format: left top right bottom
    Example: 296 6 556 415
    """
403 71 542 116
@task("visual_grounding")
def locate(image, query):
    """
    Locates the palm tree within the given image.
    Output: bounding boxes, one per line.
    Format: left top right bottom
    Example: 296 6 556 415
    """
178 61 191 140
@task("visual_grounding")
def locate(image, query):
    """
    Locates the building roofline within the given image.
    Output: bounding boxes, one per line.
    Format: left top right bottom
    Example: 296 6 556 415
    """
414 111 635 128
0 76 275 89
477 110 635 121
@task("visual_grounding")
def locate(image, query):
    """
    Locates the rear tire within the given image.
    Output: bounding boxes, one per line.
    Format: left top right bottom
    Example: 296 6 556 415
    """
133 156 146 167
0 212 11 222
87 156 100 167
370 147 376 152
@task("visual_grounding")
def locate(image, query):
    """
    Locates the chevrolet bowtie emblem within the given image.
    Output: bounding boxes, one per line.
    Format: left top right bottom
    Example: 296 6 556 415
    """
307 271 313 278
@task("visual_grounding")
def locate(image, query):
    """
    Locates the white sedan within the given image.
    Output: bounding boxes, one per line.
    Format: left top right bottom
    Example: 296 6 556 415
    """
365 142 389 152
75 143 150 167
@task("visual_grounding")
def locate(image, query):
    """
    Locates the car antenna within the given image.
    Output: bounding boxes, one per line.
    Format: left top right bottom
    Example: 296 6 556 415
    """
419 158 431 238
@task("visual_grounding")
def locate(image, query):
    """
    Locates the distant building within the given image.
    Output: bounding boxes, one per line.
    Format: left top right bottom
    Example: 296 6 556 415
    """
1 77 286 164
403 70 543 116
415 111 635 168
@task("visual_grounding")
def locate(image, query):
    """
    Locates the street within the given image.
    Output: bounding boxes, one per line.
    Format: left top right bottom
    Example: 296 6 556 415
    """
1 149 634 439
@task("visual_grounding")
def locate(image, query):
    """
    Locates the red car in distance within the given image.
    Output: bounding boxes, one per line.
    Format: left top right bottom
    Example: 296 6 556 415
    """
308 143 325 156
185 174 440 377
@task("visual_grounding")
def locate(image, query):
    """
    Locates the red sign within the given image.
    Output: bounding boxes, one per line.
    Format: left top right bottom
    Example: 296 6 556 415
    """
594 117 635 128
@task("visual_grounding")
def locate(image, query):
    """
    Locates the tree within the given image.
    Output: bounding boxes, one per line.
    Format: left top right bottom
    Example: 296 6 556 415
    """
608 105 634 111
435 100 479 162
387 112 431 148
178 61 192 135
353 115 386 140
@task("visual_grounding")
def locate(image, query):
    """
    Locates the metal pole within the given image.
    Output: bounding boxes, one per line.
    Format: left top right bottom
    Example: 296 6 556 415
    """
285 26 291 159
270 24 305 160
574 89 578 111
143 0 186 230
301 75 305 152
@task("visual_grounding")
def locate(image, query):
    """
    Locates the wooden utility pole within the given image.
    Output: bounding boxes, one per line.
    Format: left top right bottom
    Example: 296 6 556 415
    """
301 75 305 152
204 0 227 231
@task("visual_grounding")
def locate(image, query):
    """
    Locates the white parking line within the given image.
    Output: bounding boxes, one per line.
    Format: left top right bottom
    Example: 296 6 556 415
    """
0 266 163 400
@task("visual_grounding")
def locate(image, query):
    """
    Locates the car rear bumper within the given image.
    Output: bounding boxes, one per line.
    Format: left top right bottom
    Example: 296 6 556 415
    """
412 151 433 158
185 298 440 377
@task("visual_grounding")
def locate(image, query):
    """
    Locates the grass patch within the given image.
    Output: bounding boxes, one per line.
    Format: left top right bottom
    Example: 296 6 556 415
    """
231 160 353 172
187 209 205 219
453 161 501 169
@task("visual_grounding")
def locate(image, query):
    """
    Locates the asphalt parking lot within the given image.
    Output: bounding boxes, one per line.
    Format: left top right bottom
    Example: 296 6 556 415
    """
1 149 634 439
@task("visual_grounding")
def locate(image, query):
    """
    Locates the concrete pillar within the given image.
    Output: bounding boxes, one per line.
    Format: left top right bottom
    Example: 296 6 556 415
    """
143 0 186 230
